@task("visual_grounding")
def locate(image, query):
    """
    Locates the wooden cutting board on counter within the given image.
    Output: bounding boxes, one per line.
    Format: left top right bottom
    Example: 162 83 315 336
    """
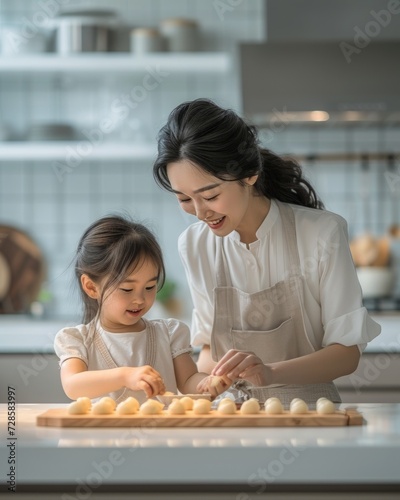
37 408 364 428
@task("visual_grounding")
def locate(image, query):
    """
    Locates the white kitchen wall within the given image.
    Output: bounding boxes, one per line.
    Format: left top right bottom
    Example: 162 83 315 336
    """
0 0 265 319
265 125 400 236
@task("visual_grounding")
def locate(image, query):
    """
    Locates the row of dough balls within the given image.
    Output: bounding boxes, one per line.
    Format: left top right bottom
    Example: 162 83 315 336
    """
265 397 336 415
67 396 212 416
238 397 336 415
68 396 336 416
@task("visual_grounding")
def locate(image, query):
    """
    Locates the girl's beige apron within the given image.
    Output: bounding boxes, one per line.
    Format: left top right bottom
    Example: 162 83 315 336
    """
92 318 157 403
210 200 341 407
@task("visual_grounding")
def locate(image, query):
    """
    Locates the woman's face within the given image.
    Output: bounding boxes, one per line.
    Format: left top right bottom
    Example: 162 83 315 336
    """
166 159 259 239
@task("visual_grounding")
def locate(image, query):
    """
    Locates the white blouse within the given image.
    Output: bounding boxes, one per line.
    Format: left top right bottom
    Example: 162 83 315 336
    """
54 318 192 403
178 199 381 352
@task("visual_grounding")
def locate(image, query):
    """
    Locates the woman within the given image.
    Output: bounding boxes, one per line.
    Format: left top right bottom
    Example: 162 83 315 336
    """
153 98 380 406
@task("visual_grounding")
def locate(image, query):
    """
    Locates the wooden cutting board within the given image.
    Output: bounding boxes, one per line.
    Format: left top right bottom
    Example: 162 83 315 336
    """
36 408 363 428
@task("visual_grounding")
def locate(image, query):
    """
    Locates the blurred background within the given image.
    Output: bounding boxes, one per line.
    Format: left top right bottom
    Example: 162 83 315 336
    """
0 0 399 402
0 0 399 320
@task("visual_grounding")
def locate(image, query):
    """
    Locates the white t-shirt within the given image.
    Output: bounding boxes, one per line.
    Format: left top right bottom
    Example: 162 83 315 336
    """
178 199 381 352
54 318 192 403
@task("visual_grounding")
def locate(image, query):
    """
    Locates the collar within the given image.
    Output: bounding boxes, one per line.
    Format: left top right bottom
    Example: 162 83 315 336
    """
228 198 279 244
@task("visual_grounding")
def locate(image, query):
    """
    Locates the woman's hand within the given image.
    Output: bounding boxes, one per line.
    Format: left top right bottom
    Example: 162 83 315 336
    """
212 349 272 386
122 365 166 398
196 374 232 397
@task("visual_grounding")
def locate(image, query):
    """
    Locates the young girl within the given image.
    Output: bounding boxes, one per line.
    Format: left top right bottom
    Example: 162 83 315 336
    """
153 98 381 406
54 215 227 403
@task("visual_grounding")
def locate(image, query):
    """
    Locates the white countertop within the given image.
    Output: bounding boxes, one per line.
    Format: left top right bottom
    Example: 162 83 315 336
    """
0 313 399 353
0 403 399 493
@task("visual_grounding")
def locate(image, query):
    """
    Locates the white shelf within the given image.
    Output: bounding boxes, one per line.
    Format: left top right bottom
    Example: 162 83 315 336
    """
0 142 156 161
0 52 231 74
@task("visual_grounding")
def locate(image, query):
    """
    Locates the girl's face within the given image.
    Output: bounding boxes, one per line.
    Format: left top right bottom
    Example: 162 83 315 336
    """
84 259 159 333
166 159 263 242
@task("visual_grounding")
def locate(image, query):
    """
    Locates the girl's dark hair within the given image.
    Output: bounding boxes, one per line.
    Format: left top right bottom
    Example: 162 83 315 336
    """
153 98 324 209
75 215 165 324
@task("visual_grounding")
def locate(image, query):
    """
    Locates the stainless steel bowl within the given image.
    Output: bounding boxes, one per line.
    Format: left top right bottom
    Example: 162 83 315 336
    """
51 10 117 54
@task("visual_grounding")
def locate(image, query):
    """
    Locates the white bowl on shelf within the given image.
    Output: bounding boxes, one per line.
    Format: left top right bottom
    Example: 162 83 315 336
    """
356 267 395 299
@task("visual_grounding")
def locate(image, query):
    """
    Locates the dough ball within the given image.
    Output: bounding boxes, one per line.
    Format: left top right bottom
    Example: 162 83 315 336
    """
116 397 140 415
316 399 336 415
219 397 235 406
217 399 236 415
163 391 175 396
265 397 281 405
100 397 116 410
264 399 283 414
168 399 186 415
179 396 194 411
68 400 90 415
76 397 92 412
92 398 115 415
289 400 309 414
193 399 212 415
140 399 164 415
240 398 260 415
210 375 224 388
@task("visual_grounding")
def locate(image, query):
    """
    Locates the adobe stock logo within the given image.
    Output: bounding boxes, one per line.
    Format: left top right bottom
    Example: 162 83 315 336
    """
339 0 400 63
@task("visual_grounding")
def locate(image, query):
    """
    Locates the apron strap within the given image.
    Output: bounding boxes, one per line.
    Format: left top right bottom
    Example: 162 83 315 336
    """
93 328 128 402
93 320 157 403
215 236 232 287
143 318 157 368
275 200 302 273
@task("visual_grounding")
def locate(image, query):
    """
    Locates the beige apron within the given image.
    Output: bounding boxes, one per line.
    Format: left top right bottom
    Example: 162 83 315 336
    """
92 318 157 403
210 200 341 408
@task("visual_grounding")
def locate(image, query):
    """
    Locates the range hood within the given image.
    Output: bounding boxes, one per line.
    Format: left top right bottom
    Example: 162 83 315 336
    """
240 41 400 125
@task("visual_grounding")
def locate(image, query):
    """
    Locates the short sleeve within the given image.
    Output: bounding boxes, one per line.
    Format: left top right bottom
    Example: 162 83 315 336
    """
54 326 89 367
322 307 381 352
318 214 381 351
165 318 193 358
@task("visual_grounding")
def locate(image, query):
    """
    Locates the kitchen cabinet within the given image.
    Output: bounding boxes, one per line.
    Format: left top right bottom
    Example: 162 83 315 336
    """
335 314 400 403
334 314 400 404
336 353 400 404
0 353 69 404
0 52 232 163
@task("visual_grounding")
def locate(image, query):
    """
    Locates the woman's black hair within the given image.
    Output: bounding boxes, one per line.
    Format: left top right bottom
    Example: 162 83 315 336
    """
153 98 324 209
75 215 165 324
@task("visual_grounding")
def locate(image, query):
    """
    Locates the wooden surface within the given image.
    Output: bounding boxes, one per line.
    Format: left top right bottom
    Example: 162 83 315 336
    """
36 408 364 428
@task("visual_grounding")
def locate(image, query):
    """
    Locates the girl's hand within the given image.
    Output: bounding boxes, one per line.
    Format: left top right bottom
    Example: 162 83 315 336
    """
212 349 272 386
196 374 232 397
123 365 166 398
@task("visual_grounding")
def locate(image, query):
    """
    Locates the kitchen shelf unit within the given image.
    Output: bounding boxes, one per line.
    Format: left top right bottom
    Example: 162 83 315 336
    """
0 52 231 74
0 142 156 162
0 52 233 162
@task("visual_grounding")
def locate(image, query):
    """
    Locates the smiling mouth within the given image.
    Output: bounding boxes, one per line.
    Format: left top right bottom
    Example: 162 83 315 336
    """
127 308 143 314
207 216 224 226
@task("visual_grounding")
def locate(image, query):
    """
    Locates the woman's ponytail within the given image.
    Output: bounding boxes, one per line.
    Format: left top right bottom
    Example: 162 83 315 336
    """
256 149 324 209
153 98 324 210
